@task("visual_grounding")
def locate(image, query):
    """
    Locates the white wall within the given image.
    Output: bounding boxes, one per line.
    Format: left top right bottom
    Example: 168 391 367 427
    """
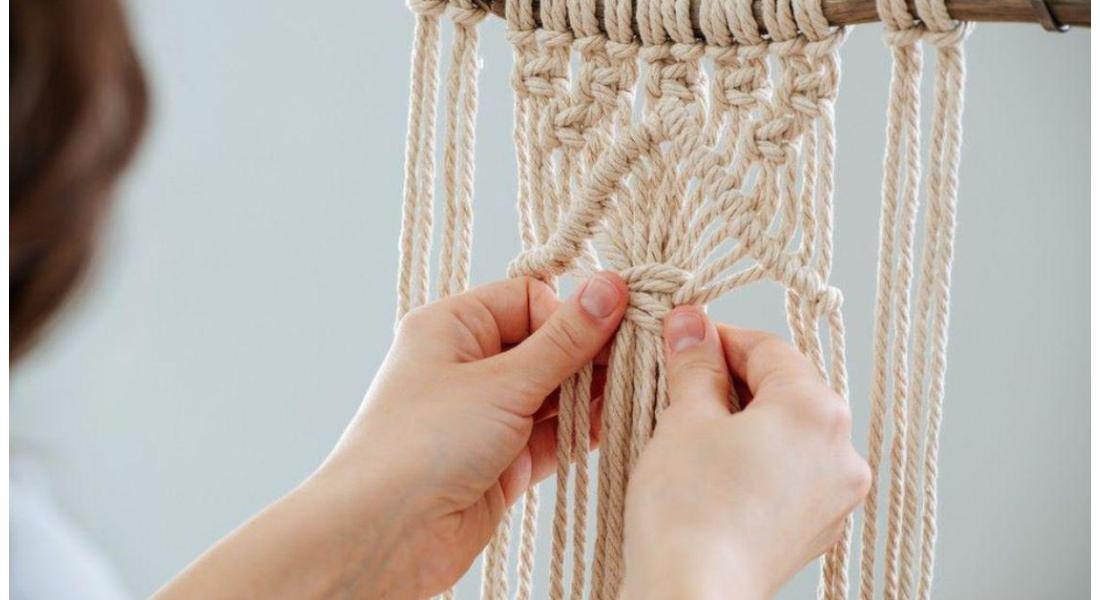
11 2 1089 597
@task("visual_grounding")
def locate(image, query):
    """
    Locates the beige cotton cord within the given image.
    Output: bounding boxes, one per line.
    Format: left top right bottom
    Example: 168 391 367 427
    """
861 0 970 599
397 0 968 596
403 3 487 600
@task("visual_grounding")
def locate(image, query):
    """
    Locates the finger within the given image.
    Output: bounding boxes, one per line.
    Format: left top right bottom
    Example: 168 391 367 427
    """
501 343 611 367
491 272 628 407
399 277 561 359
467 277 561 346
498 448 532 507
663 306 731 420
717 325 823 399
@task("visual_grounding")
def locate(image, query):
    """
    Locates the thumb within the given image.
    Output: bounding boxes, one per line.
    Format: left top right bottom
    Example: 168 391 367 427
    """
499 272 628 406
663 306 731 420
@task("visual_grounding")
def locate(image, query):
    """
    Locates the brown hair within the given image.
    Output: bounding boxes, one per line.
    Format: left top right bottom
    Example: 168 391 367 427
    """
10 0 149 359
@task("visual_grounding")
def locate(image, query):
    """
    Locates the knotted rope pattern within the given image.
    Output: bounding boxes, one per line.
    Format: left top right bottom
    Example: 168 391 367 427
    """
396 0 969 597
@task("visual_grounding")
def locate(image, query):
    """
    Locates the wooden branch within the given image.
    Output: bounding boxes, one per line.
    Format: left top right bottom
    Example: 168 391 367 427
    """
479 0 1090 34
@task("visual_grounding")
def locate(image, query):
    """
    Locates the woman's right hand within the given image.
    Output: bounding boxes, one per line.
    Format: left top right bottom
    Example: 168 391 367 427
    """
623 306 872 600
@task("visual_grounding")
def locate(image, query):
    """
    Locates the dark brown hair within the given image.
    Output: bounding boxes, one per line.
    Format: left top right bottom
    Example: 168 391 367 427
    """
10 0 149 359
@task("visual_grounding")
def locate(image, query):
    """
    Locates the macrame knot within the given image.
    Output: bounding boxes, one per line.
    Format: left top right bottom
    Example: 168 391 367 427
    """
803 28 848 58
883 26 925 47
606 39 640 61
923 21 973 47
808 285 844 316
552 66 624 144
640 46 704 107
707 46 737 63
670 41 707 62
447 0 487 26
745 116 797 164
575 34 606 56
515 71 558 98
537 28 575 50
774 263 842 317
771 36 807 59
507 28 538 51
551 107 589 149
716 75 765 109
620 263 693 334
407 0 447 17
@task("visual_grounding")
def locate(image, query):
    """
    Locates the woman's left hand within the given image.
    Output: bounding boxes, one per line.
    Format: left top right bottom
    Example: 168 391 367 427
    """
314 273 628 597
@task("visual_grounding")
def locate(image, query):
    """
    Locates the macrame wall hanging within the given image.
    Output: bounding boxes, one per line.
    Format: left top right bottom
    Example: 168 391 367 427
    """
395 0 1084 598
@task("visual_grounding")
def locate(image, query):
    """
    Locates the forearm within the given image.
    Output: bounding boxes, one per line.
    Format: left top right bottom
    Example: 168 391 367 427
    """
154 466 416 599
620 566 766 600
621 536 768 600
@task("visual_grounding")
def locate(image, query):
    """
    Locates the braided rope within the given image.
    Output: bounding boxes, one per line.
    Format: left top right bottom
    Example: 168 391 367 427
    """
397 0 969 596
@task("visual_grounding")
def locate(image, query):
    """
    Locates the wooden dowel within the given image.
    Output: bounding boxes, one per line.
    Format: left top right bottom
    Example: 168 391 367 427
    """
478 0 1089 33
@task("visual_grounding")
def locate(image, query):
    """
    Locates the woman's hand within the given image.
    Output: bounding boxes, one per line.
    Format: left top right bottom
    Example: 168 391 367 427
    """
156 273 628 600
622 306 872 600
317 273 628 596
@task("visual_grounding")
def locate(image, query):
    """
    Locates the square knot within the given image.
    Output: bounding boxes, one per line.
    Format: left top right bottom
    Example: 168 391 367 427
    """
506 29 538 50
513 72 560 98
744 116 797 164
536 28 575 49
605 40 640 61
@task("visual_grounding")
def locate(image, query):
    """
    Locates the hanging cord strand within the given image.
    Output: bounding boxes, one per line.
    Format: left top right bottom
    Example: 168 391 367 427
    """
513 0 571 593
880 19 923 600
439 2 485 297
858 0 922 595
907 4 971 598
400 1 447 319
396 0 967 597
432 4 488 598
514 0 575 594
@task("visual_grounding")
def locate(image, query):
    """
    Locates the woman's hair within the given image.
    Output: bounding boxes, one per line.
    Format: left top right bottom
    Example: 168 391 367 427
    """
10 0 149 360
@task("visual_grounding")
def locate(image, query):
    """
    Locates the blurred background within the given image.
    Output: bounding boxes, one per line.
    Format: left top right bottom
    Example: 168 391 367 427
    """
9 2 1089 598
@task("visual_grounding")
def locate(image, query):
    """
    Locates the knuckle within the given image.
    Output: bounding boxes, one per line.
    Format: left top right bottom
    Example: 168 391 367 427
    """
446 299 499 355
673 355 728 382
756 335 797 363
827 399 853 433
805 392 850 434
847 453 873 502
396 304 436 338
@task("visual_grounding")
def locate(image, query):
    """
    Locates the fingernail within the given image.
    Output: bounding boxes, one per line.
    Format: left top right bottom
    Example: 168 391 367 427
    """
579 275 619 319
666 310 706 354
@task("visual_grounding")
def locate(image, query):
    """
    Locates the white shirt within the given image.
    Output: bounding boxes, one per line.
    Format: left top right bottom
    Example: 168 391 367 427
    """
10 458 132 600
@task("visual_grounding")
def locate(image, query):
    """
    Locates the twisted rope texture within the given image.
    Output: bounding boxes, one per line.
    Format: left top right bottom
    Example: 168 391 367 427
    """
397 0 968 596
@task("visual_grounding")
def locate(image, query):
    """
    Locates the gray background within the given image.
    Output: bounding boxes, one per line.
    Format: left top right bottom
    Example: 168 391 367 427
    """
10 2 1089 598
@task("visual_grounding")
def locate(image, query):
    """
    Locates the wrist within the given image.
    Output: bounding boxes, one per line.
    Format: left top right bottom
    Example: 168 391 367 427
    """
295 457 426 597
